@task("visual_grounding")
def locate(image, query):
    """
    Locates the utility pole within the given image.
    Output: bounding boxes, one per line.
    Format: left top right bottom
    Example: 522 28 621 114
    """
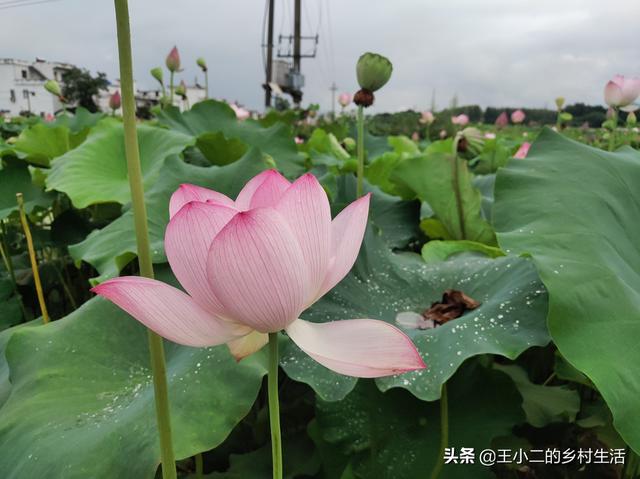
293 0 301 106
264 0 275 108
330 82 337 118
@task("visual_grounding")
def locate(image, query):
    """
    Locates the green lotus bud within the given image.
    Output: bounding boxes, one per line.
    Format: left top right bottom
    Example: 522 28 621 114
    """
627 111 637 127
175 80 187 97
196 57 208 72
356 52 393 92
150 67 164 86
343 137 356 154
44 79 62 98
263 154 277 169
555 96 565 110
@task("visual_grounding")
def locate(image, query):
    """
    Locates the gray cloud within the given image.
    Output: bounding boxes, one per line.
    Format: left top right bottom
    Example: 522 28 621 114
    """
1 0 638 113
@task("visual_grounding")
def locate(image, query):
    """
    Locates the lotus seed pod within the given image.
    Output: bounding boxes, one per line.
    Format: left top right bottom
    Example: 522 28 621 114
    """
555 96 565 110
166 46 181 73
356 52 392 93
44 79 62 97
151 67 164 85
196 57 208 72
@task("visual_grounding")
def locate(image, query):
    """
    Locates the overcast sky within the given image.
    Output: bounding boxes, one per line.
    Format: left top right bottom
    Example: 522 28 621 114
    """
1 0 639 112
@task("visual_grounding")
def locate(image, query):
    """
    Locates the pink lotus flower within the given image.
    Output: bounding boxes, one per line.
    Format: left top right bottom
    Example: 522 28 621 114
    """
338 93 351 108
495 112 508 128
514 142 531 159
109 90 121 111
604 75 640 111
484 132 496 139
411 132 420 141
419 111 435 125
451 114 469 126
93 171 426 378
511 109 526 124
294 136 304 144
230 103 251 121
166 46 181 73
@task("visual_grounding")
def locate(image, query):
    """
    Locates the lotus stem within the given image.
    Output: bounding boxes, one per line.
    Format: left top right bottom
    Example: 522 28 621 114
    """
195 453 203 478
609 109 618 152
113 1 177 478
16 193 49 324
356 105 365 198
429 383 449 479
169 71 175 105
268 332 283 479
451 138 467 240
204 71 209 100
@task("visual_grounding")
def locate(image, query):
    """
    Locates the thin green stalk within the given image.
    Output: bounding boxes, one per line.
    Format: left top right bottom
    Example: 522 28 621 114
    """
429 384 449 479
113 2 176 478
450 138 466 240
268 333 283 479
194 453 203 479
356 105 365 198
609 109 618 152
169 71 175 105
17 193 49 324
204 71 209 100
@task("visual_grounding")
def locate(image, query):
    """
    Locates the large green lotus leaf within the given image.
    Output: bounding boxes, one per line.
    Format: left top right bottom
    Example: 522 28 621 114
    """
0 321 39 408
392 153 497 245
281 230 549 401
332 175 420 250
495 364 580 428
0 158 53 220
50 107 104 135
155 100 304 176
493 128 640 452
315 363 524 479
46 119 194 208
0 291 267 478
12 123 72 167
69 149 269 283
204 431 320 479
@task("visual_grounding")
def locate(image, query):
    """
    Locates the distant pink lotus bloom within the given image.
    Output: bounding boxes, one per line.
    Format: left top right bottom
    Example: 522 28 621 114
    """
166 46 181 73
44 113 55 122
451 114 469 126
93 171 426 377
439 129 447 139
514 142 531 159
411 132 420 141
230 103 251 121
294 136 304 144
511 109 526 124
604 75 640 111
109 90 121 111
419 111 435 125
338 92 351 108
495 111 508 128
484 132 496 139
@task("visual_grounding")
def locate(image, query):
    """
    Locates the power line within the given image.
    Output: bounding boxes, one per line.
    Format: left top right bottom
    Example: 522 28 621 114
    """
0 0 63 10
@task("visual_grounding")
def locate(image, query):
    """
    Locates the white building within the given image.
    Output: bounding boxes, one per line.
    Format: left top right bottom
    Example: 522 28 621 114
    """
0 58 72 117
